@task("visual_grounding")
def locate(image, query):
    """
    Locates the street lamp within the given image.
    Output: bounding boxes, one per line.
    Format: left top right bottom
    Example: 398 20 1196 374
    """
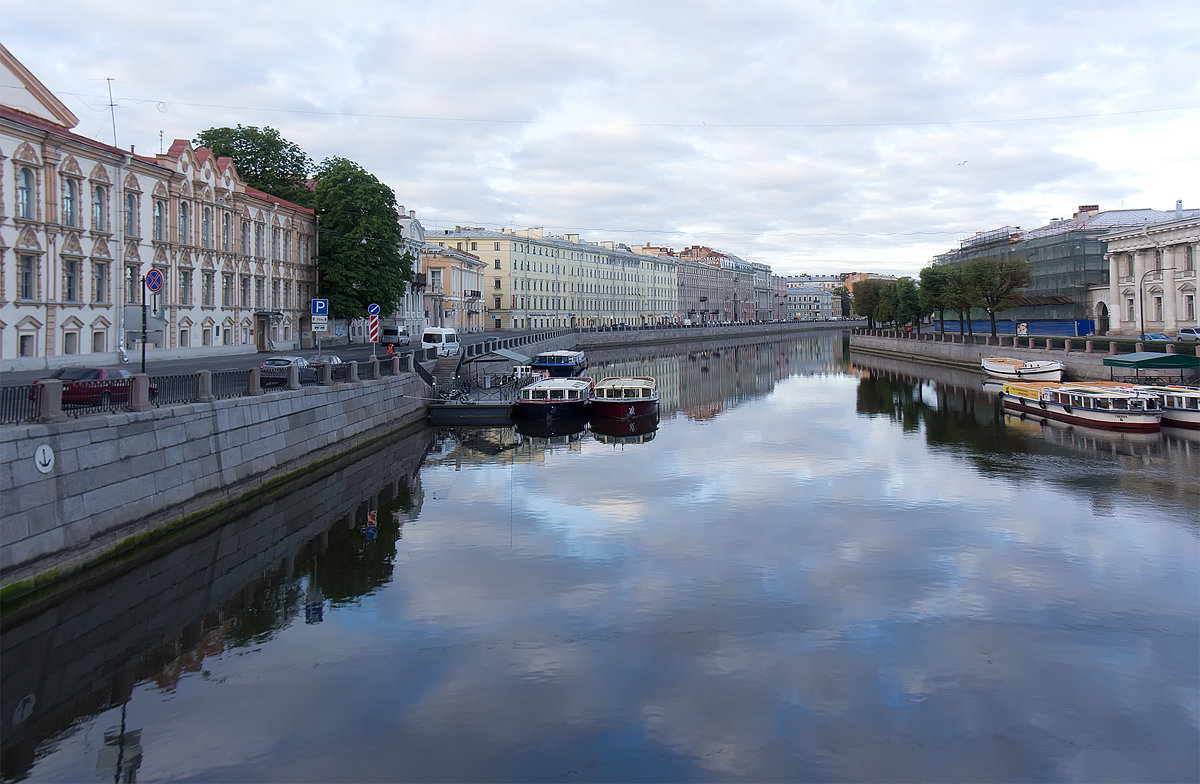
1138 266 1175 341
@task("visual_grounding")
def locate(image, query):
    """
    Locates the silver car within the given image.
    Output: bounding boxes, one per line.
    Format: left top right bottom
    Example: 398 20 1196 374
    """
1176 326 1200 342
260 355 310 387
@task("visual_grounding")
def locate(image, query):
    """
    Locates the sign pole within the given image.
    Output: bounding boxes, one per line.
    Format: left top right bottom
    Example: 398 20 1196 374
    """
141 275 147 373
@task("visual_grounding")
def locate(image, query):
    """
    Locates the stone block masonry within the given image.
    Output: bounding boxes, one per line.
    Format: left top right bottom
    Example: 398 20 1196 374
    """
1 373 430 588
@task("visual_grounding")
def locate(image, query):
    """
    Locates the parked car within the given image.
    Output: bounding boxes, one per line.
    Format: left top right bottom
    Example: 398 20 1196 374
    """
306 354 344 366
1138 333 1171 342
260 356 310 387
1176 326 1200 342
380 325 411 347
34 366 157 406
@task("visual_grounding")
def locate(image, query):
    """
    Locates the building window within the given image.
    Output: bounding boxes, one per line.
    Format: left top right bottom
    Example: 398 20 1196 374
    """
126 265 141 302
284 281 291 309
222 273 233 307
241 275 251 307
1154 295 1163 321
19 334 36 357
126 194 139 236
1126 298 1135 322
223 213 232 251
17 167 35 219
63 331 78 355
180 202 191 244
255 224 264 257
92 185 108 231
494 296 501 310
202 271 214 306
202 328 212 346
284 231 291 262
202 206 213 248
272 227 281 260
92 330 106 353
241 220 250 255
93 262 109 303
61 178 79 227
179 328 190 347
180 269 192 305
494 242 500 251
63 259 79 302
255 277 264 308
494 278 502 289
17 254 36 300
153 199 165 241
494 259 501 269
1185 293 1195 321
271 279 280 309
1185 246 1195 273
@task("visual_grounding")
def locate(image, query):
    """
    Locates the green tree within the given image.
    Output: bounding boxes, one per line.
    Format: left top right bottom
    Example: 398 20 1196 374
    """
918 265 953 332
314 157 411 320
831 285 852 319
194 125 315 207
852 279 887 329
888 277 921 330
943 266 976 336
963 257 1033 339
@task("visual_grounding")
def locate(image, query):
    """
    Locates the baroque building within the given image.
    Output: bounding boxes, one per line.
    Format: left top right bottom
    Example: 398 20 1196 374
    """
1 43 316 369
1095 211 1199 336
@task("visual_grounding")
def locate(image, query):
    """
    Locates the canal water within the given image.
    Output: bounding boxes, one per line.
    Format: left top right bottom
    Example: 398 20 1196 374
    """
3 333 1197 783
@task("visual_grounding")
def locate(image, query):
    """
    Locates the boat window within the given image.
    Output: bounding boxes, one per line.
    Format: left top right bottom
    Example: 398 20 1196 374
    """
568 391 579 400
550 390 565 400
1187 398 1199 410
532 390 548 400
1095 398 1110 409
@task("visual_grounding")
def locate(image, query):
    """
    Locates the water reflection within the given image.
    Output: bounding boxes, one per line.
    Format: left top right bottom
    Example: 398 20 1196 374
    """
3 333 1197 783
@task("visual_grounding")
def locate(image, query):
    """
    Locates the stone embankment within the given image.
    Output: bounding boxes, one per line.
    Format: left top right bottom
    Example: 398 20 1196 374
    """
849 328 1200 380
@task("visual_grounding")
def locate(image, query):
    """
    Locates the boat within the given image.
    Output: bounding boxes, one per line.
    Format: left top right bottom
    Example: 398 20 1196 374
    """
530 350 588 378
981 356 1065 381
1085 382 1200 430
999 381 1161 431
513 376 594 420
427 399 514 426
590 376 659 420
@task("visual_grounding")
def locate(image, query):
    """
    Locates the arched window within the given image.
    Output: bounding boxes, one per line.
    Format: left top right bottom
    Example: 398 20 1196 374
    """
62 178 79 227
16 167 35 219
202 206 212 248
179 201 191 244
222 213 232 251
153 199 165 241
125 193 138 236
92 185 108 230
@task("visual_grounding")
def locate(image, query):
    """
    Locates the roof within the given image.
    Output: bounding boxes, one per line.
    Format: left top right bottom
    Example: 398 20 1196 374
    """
463 348 531 364
1102 352 1200 370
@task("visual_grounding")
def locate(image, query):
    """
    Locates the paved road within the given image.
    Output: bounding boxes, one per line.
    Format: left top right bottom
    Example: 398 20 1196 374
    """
1 330 530 387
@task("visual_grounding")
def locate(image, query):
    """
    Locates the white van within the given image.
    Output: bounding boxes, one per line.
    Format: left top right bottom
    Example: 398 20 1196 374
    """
380 324 410 346
421 327 461 356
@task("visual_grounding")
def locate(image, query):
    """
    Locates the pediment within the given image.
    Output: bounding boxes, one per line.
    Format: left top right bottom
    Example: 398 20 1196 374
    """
59 155 83 177
88 163 112 183
13 141 41 165
61 234 84 256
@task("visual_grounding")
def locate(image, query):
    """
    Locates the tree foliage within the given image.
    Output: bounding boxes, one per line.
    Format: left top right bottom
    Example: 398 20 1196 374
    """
314 157 412 320
852 279 887 329
194 125 315 207
918 265 954 332
963 257 1033 338
886 277 921 328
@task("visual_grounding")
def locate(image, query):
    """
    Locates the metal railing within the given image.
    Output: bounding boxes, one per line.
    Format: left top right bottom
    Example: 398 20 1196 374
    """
0 384 39 425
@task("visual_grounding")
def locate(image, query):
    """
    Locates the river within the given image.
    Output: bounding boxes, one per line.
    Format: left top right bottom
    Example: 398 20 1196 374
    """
2 332 1197 783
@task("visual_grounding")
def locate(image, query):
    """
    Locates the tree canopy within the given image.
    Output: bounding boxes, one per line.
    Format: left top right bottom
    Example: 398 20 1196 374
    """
194 125 315 208
851 279 887 329
314 157 412 319
918 265 954 332
963 257 1033 338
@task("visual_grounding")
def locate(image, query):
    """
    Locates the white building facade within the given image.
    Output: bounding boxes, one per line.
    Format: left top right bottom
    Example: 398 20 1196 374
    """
1096 214 1199 336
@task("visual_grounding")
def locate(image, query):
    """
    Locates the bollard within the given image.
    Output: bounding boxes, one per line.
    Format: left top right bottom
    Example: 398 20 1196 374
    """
320 363 333 385
1064 339 1073 353
248 367 264 396
195 370 215 403
1085 340 1094 355
32 379 68 423
348 361 360 382
1109 342 1118 355
286 365 301 390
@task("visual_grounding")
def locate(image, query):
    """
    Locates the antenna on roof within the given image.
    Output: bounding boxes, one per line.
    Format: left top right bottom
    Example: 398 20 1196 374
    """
106 77 118 148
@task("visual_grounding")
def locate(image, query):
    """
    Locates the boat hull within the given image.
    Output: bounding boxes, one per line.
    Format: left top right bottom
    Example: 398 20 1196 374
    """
513 400 591 420
1000 396 1160 431
591 398 659 420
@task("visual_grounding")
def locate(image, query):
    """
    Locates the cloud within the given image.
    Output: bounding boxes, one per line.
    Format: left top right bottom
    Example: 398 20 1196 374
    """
7 0 1198 277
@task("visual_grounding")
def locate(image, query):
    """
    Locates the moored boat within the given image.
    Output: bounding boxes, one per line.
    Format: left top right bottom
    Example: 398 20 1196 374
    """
1086 382 1200 430
999 381 1161 431
981 356 1065 381
530 350 588 378
591 376 659 420
513 376 594 420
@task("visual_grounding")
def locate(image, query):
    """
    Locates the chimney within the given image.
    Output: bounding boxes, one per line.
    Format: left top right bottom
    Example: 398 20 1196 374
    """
1177 199 1184 219
409 210 415 218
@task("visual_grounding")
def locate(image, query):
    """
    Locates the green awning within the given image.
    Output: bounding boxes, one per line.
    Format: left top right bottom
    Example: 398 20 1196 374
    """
465 347 531 364
1102 352 1200 370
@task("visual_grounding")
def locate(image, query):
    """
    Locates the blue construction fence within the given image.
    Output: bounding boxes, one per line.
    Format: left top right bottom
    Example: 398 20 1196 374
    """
924 319 1096 337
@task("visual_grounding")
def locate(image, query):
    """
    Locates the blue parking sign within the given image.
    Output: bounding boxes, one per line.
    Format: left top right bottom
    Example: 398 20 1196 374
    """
311 298 329 316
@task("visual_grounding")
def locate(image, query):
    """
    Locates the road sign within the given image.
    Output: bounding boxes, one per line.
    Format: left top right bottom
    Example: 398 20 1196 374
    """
367 303 380 316
311 315 328 332
145 269 163 293
311 298 329 316
368 315 379 343
367 510 378 528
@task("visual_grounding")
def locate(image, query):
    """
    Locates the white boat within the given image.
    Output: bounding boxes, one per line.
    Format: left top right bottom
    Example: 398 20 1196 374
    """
513 376 594 420
591 376 659 420
999 381 1162 432
1088 383 1200 430
981 356 1065 381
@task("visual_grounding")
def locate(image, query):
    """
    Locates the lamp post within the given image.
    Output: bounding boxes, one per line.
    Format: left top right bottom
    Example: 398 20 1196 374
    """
1138 265 1175 341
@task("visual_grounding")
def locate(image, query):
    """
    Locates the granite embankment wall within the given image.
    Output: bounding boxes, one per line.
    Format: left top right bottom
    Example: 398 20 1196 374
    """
849 330 1200 381
1 372 430 589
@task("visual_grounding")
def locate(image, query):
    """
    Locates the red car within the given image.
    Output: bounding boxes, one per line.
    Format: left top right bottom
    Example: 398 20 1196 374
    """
35 367 157 406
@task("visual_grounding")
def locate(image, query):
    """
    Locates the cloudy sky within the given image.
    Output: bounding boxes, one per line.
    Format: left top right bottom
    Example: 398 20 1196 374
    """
6 1 1198 277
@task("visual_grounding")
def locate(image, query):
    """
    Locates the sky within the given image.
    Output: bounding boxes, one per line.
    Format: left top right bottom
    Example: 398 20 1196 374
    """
5 0 1198 278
